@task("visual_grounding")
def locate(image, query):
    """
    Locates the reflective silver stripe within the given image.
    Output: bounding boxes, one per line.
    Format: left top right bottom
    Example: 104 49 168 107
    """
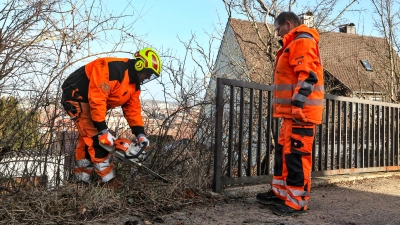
297 81 325 92
297 81 324 92
274 98 324 106
275 83 324 92
272 179 286 186
301 82 313 92
295 33 313 40
274 84 296 91
274 98 291 105
75 172 92 183
293 93 308 103
75 158 93 168
313 85 324 92
93 154 112 172
305 99 324 106
101 169 115 183
290 189 310 197
272 186 288 198
287 194 308 207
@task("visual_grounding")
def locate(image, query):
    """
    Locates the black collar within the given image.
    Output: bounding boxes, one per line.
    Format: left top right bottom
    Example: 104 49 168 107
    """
128 59 140 91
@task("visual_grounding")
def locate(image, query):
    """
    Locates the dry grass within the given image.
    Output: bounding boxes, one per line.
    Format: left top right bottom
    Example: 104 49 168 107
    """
0 177 215 224
0 184 122 224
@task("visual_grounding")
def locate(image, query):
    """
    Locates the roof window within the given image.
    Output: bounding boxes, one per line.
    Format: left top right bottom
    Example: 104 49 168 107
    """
360 60 373 71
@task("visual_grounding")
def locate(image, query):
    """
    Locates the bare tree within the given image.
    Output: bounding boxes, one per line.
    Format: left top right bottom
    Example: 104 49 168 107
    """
370 0 400 102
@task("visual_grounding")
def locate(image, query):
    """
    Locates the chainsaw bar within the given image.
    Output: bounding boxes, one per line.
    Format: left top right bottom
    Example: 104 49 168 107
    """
114 150 170 183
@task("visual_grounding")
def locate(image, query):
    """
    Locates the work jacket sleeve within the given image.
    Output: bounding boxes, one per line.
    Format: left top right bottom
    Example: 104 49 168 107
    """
288 38 321 108
87 61 111 131
122 90 145 136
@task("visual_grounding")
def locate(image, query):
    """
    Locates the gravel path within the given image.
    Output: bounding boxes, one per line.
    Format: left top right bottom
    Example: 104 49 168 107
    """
92 172 400 225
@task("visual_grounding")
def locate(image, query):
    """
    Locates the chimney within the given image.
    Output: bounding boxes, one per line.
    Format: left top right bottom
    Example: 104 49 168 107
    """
339 23 356 34
299 11 314 28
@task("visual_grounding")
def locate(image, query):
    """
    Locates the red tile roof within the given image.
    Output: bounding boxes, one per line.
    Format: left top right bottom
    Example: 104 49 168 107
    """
229 18 276 84
319 31 393 93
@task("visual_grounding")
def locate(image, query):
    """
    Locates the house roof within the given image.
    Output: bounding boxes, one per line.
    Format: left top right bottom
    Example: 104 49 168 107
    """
228 18 276 84
228 18 397 94
319 31 391 93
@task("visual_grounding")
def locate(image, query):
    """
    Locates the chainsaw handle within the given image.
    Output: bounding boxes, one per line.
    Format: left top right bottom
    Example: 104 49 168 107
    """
124 142 147 159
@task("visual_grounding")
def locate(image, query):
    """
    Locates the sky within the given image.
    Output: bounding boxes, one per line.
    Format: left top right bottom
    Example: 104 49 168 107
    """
106 1 380 101
108 0 229 101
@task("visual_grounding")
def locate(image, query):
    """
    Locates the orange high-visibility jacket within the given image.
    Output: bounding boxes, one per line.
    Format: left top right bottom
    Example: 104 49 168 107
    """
62 57 144 135
273 25 324 124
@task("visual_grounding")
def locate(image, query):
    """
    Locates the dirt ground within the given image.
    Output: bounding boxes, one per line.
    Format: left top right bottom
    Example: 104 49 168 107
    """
93 172 400 225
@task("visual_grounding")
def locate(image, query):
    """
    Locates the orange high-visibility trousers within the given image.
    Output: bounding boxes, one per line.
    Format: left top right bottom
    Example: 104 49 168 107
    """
271 118 315 210
65 101 115 183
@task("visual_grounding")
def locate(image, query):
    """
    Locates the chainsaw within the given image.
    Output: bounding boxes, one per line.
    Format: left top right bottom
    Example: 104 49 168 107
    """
100 137 170 183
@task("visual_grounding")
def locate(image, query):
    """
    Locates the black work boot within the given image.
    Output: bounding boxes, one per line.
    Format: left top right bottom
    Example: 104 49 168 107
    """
273 204 307 216
256 189 285 205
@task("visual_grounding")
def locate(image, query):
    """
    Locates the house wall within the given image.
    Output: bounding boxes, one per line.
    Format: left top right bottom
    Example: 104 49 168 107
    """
0 154 66 189
199 23 250 146
203 23 249 115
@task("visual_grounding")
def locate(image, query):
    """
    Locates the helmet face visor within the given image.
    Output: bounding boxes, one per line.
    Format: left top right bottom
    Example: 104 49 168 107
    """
141 73 159 84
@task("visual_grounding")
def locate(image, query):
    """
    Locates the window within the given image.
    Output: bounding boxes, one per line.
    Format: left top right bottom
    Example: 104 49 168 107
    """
370 97 382 101
360 60 373 71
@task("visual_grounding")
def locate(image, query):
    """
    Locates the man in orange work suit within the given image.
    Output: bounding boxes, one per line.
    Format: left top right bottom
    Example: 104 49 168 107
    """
256 12 324 216
61 47 162 189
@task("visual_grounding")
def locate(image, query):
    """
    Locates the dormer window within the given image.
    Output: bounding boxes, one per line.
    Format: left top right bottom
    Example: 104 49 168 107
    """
360 60 373 71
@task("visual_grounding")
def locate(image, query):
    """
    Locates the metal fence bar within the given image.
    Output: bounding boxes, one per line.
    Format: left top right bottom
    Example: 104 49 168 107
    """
371 105 376 167
366 104 370 168
227 86 235 178
256 90 263 176
331 100 336 170
265 91 273 175
394 108 400 166
312 129 317 171
391 107 395 166
378 106 381 167
343 101 348 169
247 89 254 176
361 104 365 168
213 78 224 192
337 101 341 169
318 124 323 171
385 107 389 166
381 106 385 167
349 102 354 168
213 78 400 192
355 103 359 168
325 99 330 170
238 87 244 177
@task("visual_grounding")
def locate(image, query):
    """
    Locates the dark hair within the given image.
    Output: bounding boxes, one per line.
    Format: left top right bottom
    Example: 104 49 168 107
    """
275 11 301 27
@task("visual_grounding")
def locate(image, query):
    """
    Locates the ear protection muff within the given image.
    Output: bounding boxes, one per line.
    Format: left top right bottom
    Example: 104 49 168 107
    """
134 59 144 72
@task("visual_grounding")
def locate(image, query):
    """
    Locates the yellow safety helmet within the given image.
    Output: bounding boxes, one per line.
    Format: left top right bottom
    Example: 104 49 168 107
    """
134 47 162 83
